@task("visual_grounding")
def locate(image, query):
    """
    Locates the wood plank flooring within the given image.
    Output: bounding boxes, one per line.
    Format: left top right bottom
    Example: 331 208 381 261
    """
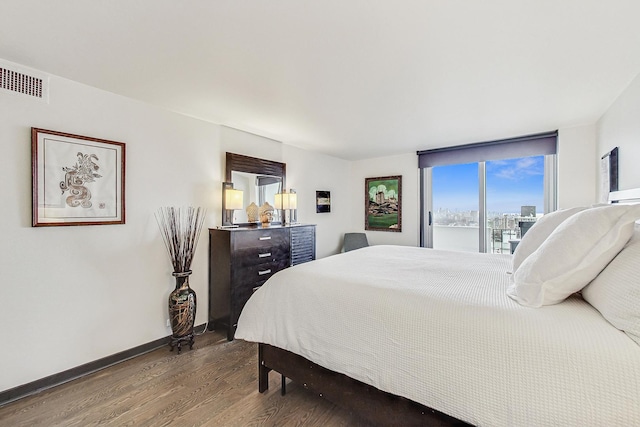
0 331 371 426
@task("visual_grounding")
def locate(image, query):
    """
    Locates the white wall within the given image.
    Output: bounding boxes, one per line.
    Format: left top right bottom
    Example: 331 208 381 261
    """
0 62 351 393
350 153 419 247
220 125 284 163
596 72 640 199
283 145 352 257
558 124 597 207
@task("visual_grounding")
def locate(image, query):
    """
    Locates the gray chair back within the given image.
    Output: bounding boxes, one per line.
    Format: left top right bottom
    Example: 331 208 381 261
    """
343 233 369 252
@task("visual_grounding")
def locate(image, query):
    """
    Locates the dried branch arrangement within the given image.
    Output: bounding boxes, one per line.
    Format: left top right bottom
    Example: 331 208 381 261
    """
155 206 206 273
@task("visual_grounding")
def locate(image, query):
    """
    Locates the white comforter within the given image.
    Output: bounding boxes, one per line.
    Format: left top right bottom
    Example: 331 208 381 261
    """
235 245 640 426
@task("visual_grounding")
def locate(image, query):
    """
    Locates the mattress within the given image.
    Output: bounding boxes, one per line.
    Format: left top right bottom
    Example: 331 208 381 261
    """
235 245 640 426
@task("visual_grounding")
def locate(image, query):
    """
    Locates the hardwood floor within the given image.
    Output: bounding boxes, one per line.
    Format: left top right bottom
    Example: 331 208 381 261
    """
0 331 371 426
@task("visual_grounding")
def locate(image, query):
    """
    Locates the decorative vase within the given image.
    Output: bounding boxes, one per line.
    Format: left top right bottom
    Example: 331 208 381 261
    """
259 202 274 226
168 270 196 353
246 202 259 222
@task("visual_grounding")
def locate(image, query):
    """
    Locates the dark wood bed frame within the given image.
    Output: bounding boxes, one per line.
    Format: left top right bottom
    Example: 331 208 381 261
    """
258 343 470 426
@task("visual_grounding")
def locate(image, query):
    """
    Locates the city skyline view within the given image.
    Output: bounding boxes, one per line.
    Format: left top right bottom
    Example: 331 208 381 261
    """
432 156 544 216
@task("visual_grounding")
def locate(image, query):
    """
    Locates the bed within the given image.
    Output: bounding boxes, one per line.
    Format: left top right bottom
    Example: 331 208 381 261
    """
235 193 640 426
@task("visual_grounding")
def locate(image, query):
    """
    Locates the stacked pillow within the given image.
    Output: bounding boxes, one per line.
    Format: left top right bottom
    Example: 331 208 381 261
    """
511 207 586 272
507 204 640 308
581 225 640 345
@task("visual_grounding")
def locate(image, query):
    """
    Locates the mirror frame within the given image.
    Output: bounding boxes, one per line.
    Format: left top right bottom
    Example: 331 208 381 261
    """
223 152 286 226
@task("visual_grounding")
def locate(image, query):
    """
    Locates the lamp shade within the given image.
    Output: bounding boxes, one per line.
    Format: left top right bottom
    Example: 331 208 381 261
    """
275 192 297 210
225 188 243 210
287 193 298 209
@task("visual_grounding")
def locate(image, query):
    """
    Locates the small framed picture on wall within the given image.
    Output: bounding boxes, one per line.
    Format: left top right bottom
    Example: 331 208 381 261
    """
316 191 330 213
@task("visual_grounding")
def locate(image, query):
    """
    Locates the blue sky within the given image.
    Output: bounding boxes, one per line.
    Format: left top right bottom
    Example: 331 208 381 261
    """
432 156 544 214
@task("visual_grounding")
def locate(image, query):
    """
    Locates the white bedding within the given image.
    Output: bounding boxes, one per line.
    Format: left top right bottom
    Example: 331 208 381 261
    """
235 245 640 426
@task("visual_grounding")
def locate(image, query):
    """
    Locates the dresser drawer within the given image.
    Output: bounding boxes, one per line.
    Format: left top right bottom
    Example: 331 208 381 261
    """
233 244 290 268
230 278 269 329
232 228 289 250
232 258 289 288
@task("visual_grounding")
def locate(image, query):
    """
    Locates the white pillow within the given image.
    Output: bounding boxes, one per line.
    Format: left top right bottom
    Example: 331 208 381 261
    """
582 225 640 345
512 207 586 272
507 204 640 307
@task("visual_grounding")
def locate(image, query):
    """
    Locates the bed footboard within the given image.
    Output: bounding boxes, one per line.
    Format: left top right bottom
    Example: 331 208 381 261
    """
257 343 469 426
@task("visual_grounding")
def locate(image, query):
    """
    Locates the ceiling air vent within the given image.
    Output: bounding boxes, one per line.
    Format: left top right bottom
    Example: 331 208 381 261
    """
0 60 49 102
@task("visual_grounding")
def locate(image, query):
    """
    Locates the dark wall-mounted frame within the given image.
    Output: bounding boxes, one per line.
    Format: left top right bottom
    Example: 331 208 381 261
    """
224 152 286 226
316 191 330 213
365 175 402 232
601 147 619 198
32 128 126 227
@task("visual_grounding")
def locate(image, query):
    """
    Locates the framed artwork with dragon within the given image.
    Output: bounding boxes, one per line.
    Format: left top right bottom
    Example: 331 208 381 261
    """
31 128 126 227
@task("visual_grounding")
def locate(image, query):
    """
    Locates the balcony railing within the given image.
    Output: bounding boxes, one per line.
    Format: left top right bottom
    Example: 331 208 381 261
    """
432 225 522 253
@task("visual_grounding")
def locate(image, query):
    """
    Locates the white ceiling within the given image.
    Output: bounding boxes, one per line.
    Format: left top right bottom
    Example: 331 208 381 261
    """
2 1 640 160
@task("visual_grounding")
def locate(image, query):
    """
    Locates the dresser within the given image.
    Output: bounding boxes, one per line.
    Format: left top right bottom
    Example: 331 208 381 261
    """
208 224 316 340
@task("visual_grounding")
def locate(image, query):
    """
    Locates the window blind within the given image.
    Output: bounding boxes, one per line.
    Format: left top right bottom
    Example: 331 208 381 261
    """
417 131 558 168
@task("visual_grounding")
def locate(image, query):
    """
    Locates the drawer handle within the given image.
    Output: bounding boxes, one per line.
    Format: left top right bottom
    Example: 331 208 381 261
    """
259 236 272 241
258 269 272 276
258 252 272 258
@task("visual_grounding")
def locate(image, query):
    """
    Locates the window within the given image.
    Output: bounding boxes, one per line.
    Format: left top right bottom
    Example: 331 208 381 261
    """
418 132 557 252
431 162 479 252
486 156 544 253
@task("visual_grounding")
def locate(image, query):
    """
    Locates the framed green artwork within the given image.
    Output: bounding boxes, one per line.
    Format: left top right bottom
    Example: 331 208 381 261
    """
365 175 401 232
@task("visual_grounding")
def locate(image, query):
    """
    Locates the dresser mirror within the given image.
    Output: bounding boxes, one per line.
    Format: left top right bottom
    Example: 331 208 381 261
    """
224 152 286 226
